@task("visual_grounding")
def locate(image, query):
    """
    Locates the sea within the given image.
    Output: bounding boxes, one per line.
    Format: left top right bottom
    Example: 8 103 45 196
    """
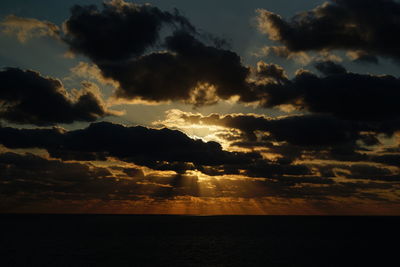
0 215 398 266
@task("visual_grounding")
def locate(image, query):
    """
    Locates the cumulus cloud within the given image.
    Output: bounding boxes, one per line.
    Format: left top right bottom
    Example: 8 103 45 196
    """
0 122 265 173
59 1 253 106
102 31 251 104
256 0 400 61
63 0 195 63
253 62 400 123
0 68 115 125
162 110 382 148
157 109 400 181
0 121 322 180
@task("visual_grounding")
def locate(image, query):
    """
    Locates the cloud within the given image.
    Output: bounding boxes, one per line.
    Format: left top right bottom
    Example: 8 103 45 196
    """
1 1 253 107
0 15 60 42
0 152 111 183
256 0 400 61
0 67 114 125
1 0 400 214
0 122 263 172
162 110 378 148
63 0 195 63
314 61 347 76
0 121 320 179
0 152 363 202
101 31 251 105
158 109 400 180
256 61 288 84
0 152 148 201
69 62 119 87
253 62 400 123
311 161 400 182
1 152 396 208
336 164 400 182
58 1 253 106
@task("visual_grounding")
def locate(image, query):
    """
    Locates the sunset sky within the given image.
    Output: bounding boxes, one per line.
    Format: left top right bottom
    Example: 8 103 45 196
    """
1 0 400 215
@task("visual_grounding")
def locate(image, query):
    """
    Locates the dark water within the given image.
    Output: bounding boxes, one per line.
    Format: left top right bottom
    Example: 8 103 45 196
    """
0 215 398 266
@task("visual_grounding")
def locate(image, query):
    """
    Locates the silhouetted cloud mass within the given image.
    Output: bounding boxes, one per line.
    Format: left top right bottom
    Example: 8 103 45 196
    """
254 62 400 123
314 61 347 76
0 122 262 171
257 0 400 61
0 68 111 125
103 31 251 104
176 112 375 147
63 0 195 63
61 1 252 106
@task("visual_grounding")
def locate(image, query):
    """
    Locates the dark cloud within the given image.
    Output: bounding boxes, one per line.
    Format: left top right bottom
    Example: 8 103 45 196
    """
99 31 251 105
0 122 260 172
99 31 250 105
195 157 312 179
0 68 112 126
254 62 400 123
259 115 368 147
0 146 318 207
315 162 400 182
176 112 375 147
2 1 253 107
257 0 400 61
0 122 319 179
63 0 194 63
0 152 168 201
0 152 328 201
167 110 400 182
315 61 347 76
61 1 253 106
344 164 400 182
371 154 400 167
0 152 111 183
1 152 394 205
0 152 118 199
240 160 311 178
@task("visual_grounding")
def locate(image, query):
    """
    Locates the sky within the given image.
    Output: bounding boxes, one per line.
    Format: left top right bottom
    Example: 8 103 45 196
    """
1 0 400 215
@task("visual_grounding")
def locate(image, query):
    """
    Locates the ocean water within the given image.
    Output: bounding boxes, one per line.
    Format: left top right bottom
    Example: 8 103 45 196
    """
0 215 398 266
